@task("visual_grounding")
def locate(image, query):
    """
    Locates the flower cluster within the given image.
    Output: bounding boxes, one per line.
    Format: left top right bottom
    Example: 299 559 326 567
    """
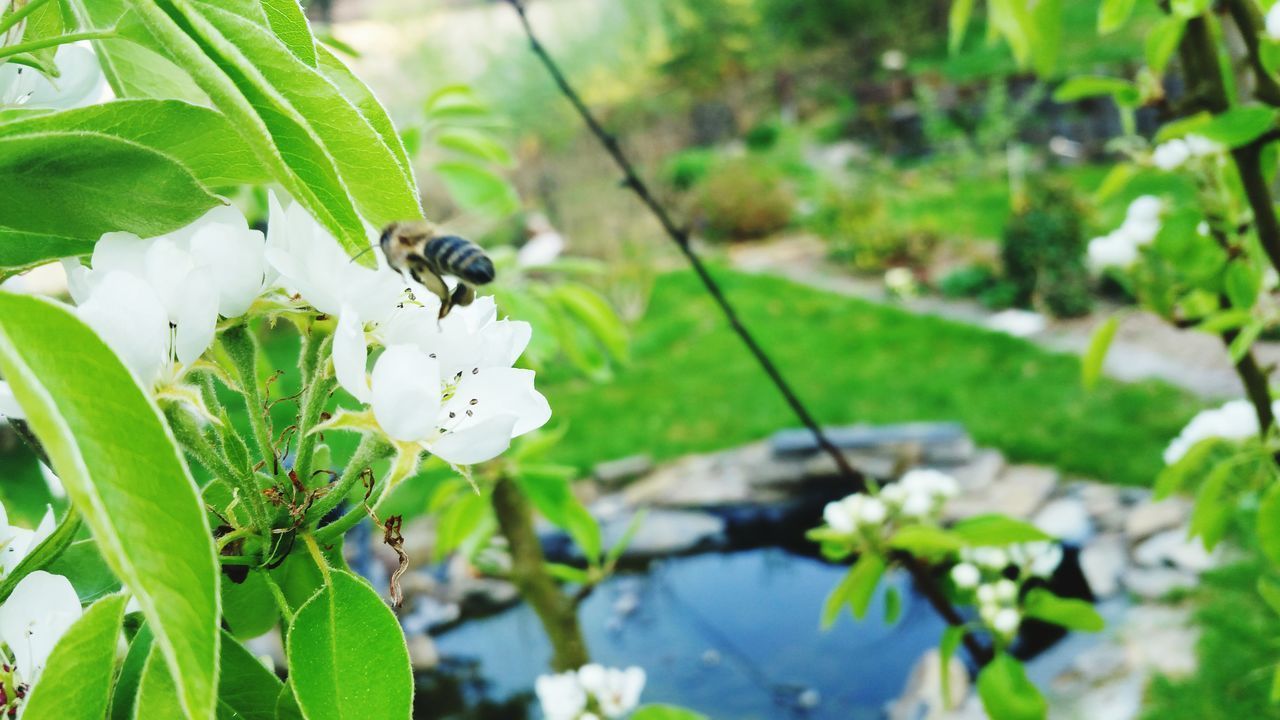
821 469 959 546
950 541 1062 642
1086 195 1163 272
0 502 82 718
1150 134 1222 172
535 664 646 720
1163 398 1280 465
9 190 550 469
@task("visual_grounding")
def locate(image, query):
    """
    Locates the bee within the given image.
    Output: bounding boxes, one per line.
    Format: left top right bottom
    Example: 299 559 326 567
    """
379 221 496 319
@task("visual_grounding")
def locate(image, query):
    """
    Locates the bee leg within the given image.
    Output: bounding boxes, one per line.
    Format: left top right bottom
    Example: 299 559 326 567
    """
450 282 476 308
411 266 451 313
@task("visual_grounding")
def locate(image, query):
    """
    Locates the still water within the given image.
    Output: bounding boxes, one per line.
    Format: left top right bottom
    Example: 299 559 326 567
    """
423 547 947 719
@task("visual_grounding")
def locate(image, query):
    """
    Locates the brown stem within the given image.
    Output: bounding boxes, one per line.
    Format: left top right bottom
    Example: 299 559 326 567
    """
1225 0 1280 106
491 478 590 671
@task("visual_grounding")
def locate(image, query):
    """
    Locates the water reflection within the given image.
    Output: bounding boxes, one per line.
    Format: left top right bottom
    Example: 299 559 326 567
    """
423 547 946 719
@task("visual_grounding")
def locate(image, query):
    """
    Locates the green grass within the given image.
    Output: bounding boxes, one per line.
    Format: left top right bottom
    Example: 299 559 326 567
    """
1143 541 1280 720
540 269 1200 485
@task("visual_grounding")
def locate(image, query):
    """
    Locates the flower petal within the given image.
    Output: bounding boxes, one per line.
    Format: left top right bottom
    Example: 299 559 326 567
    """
334 305 371 403
0 571 81 683
174 270 219 367
0 380 23 420
371 346 441 442
428 414 518 466
77 272 170 386
443 368 550 437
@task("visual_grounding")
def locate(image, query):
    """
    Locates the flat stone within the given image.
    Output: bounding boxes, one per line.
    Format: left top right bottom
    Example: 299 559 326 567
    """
944 464 1058 521
1080 534 1127 598
1121 605 1199 677
1065 641 1129 685
599 509 726 559
1124 498 1191 542
1034 497 1093 544
771 422 970 456
593 454 653 486
407 633 440 671
1078 483 1127 532
1133 527 1219 573
1121 566 1197 600
885 648 969 720
949 449 1005 493
1058 675 1144 720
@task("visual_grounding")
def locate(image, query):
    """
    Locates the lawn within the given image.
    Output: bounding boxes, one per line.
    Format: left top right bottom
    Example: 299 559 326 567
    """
540 268 1201 486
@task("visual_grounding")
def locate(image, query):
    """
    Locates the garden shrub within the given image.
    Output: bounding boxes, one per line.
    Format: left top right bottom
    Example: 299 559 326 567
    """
744 119 783 152
1000 182 1093 318
815 189 940 272
662 147 719 191
696 157 794 239
939 264 999 299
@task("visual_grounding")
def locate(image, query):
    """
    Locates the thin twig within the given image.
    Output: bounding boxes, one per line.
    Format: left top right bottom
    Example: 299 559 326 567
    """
503 0 992 667
503 0 862 485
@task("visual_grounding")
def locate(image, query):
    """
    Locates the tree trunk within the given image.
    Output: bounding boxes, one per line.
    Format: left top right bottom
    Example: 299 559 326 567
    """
490 478 590 671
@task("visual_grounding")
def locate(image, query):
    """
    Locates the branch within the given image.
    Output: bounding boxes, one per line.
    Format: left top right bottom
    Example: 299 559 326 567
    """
1224 0 1280 106
502 0 864 486
504 0 992 668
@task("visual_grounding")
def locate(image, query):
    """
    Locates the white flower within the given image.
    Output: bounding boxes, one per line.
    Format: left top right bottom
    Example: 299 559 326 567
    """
976 583 998 606
1026 542 1063 578
884 267 916 298
1087 232 1139 272
1163 398 1280 464
858 497 887 526
950 562 980 589
1269 2 1280 40
894 469 959 517
66 205 270 386
0 502 54 577
577 664 645 718
357 344 550 465
1125 195 1164 226
0 571 81 686
970 547 1009 570
1152 139 1191 170
992 608 1021 637
1185 134 1223 157
0 382 22 421
823 495 861 534
535 671 586 720
993 579 1018 603
264 191 402 322
0 44 105 109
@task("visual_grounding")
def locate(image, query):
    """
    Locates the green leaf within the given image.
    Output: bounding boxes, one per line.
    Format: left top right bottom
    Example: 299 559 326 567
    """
888 525 965 555
1271 665 1280 704
22 593 127 720
46 538 121 603
1155 437 1237 499
111 624 154 720
1198 105 1278 148
287 570 412 720
1258 483 1280 566
276 684 304 720
67 0 208 102
1093 163 1136 202
135 645 190 719
1229 320 1264 364
1029 0 1063 77
515 467 602 563
1098 0 1137 33
0 130 220 270
631 706 710 720
977 653 1047 720
605 508 647 567
1191 459 1242 550
125 0 421 261
218 630 284 720
551 284 630 363
0 99 269 187
1257 576 1280 617
222 570 280 640
1053 76 1138 106
1146 16 1186 75
20 0 70 78
822 553 886 628
435 127 514 166
261 0 316 66
1170 0 1211 18
939 625 965 706
0 507 80 604
951 514 1052 545
883 585 902 624
315 45 415 185
433 160 519 217
0 293 220 720
423 84 490 120
545 562 592 584
1021 588 1104 632
1082 316 1118 391
1154 111 1212 143
948 0 975 53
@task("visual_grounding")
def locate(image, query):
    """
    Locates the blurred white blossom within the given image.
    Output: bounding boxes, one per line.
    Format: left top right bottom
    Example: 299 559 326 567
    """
1163 398 1280 464
0 570 81 703
1087 195 1165 272
0 44 106 109
536 664 646 720
1269 2 1280 40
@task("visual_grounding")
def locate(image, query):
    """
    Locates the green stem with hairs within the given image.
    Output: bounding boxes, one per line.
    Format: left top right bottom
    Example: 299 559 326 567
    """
220 324 278 478
0 29 115 61
165 405 269 531
307 434 385 530
291 331 334 487
0 0 54 40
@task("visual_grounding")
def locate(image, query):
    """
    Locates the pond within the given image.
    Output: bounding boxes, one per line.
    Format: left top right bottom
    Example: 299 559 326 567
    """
417 547 948 719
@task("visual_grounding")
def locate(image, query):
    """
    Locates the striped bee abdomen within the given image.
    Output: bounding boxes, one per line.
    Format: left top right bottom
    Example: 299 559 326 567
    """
422 235 495 285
